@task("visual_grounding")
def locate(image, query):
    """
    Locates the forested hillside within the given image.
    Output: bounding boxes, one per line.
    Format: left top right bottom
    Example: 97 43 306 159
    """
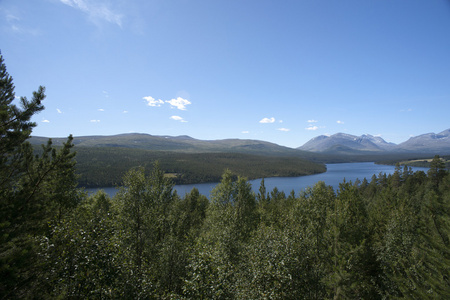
378 155 450 169
72 146 326 187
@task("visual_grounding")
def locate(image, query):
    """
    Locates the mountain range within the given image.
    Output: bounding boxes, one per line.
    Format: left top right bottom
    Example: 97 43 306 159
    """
29 133 309 157
298 128 450 154
30 128 450 156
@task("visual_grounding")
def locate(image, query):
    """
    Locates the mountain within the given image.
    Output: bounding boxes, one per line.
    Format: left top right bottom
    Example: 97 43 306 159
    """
30 128 450 158
395 129 450 153
29 133 311 157
298 129 450 154
298 133 396 153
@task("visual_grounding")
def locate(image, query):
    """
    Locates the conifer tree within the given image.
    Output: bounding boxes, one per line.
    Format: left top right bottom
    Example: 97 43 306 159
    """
0 52 79 298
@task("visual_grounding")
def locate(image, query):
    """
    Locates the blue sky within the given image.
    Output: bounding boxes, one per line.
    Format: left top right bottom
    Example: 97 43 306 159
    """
1 0 449 148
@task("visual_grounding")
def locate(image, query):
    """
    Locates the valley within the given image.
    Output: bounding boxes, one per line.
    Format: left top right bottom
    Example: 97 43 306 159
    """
29 128 450 188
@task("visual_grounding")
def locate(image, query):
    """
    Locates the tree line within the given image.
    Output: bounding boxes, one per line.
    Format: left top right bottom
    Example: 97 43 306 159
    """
71 147 326 188
1 52 449 299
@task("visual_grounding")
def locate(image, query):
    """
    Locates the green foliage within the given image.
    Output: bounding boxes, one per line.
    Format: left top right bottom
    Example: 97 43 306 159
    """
41 191 120 298
64 146 327 187
0 52 79 299
184 171 259 298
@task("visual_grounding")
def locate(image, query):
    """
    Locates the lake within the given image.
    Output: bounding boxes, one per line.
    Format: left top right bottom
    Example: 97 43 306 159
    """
88 162 429 198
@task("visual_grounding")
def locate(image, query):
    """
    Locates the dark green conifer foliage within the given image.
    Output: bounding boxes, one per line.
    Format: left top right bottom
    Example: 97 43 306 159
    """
0 52 79 299
428 155 447 189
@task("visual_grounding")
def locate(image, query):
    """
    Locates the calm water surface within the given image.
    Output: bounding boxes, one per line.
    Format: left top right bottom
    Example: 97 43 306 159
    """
88 162 429 198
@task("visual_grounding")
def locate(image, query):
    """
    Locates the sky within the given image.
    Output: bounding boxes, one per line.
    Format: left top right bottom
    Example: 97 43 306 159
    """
1 0 450 148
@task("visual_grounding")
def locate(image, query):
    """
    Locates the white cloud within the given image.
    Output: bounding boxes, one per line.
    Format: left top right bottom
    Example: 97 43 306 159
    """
306 125 319 131
42 119 50 123
242 131 250 134
170 115 187 122
166 97 191 110
337 120 344 124
98 108 105 111
56 108 62 114
278 128 290 132
60 0 123 27
123 110 128 113
307 119 318 123
90 119 100 123
144 96 164 107
259 117 275 124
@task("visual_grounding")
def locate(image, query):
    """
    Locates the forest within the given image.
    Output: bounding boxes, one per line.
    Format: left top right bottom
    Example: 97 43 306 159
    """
71 147 326 187
1 53 450 299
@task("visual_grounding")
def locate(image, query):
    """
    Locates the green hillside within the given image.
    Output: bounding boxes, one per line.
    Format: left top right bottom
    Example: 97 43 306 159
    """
30 134 330 187
30 133 306 155
73 146 326 187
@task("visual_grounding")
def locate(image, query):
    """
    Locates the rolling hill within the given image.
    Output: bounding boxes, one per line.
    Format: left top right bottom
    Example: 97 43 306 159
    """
30 133 308 156
29 133 327 187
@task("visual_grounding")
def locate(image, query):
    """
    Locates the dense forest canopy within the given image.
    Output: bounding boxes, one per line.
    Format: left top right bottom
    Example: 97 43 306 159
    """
1 53 450 298
72 147 326 187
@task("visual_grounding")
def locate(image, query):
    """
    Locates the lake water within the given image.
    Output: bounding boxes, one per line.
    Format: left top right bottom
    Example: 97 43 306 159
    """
88 162 429 198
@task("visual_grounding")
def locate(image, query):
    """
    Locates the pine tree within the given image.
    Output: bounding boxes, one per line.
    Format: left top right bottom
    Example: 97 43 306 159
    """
428 155 446 189
0 52 79 299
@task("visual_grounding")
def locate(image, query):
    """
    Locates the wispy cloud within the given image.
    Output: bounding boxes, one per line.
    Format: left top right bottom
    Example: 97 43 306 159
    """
307 119 318 123
123 110 128 113
242 131 250 134
56 108 62 114
166 97 191 110
98 108 105 111
278 128 290 132
42 119 50 123
2 10 41 36
259 117 275 124
170 115 187 122
144 96 164 107
337 120 344 124
306 125 319 131
60 0 123 27
90 119 101 123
